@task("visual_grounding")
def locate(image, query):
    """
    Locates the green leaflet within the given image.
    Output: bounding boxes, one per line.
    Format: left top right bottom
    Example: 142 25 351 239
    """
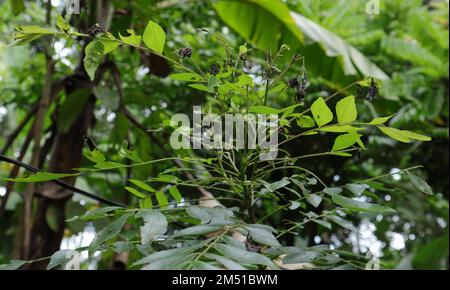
84 40 105 81
125 186 147 199
407 171 433 195
170 73 204 82
332 194 395 213
88 213 133 257
311 97 333 127
119 29 142 46
331 132 364 151
378 126 431 143
335 95 357 124
128 179 156 192
143 21 166 53
136 210 168 245
214 243 277 269
249 106 282 114
0 260 27 270
2 172 78 182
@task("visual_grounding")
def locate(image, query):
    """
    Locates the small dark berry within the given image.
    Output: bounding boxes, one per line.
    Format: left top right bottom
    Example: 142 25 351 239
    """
287 78 299 88
178 47 192 58
366 78 378 101
296 87 306 103
210 63 220 75
87 24 104 37
301 71 308 85
356 85 365 99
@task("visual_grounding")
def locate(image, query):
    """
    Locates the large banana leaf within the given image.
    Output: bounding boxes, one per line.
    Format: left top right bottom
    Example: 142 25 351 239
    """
213 0 304 51
213 0 388 87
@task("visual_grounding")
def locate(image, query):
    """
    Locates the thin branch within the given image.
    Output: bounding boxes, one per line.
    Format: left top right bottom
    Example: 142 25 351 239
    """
0 154 125 207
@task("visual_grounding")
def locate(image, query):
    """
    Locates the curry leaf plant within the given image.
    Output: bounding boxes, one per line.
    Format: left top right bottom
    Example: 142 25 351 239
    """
1 18 433 270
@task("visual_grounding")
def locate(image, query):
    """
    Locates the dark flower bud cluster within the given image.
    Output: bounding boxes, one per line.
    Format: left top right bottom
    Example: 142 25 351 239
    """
288 70 308 103
287 78 299 88
178 47 192 58
366 78 378 102
87 24 104 37
210 63 220 75
357 78 379 102
240 55 253 71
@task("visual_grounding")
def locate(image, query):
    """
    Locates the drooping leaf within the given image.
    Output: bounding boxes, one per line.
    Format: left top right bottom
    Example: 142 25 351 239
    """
406 172 433 195
214 243 276 268
133 243 205 266
0 260 27 270
283 250 319 264
128 179 156 192
332 194 395 213
214 0 388 88
84 40 105 81
139 197 153 209
345 183 369 196
213 0 303 51
155 191 169 208
205 254 247 270
47 250 78 270
378 127 431 143
306 194 322 208
328 215 357 232
168 186 183 203
312 219 332 229
290 12 388 81
378 126 410 143
125 186 147 199
172 224 222 237
89 213 132 256
400 130 432 142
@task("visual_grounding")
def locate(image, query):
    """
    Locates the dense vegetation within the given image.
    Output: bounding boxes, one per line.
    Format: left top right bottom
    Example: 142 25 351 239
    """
0 0 448 270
